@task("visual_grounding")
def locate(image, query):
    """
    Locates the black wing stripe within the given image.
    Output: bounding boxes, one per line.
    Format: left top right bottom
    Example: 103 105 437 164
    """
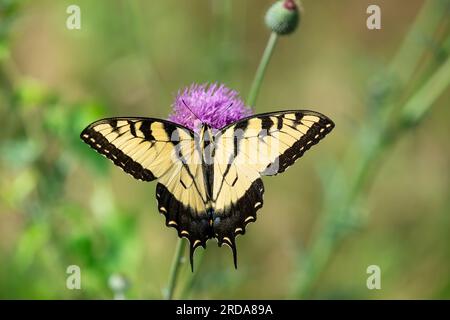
260 117 274 131
263 117 334 175
128 120 137 137
175 145 208 204
81 125 156 181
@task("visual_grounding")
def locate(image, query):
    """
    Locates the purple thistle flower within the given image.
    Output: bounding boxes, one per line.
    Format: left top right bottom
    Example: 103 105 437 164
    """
168 83 253 131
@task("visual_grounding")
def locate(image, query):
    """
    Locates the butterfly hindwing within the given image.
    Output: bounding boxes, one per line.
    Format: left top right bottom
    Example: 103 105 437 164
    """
211 178 264 267
156 182 211 270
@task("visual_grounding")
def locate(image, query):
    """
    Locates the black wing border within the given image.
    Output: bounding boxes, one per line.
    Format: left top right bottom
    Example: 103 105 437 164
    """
80 117 196 181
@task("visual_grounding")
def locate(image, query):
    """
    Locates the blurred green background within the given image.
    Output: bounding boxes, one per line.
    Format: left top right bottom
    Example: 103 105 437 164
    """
0 0 449 299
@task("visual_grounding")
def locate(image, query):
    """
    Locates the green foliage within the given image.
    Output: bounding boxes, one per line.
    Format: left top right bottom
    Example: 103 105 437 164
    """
0 0 449 299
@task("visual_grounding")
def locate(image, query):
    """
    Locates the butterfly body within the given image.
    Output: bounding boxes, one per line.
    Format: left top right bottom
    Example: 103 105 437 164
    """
81 110 334 270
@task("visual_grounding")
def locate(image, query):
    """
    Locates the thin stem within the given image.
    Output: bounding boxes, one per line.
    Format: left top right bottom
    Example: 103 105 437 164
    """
293 141 384 297
400 54 450 126
388 0 448 85
293 53 450 299
377 0 449 127
246 32 279 107
164 238 186 300
180 249 205 298
298 55 449 296
290 0 450 298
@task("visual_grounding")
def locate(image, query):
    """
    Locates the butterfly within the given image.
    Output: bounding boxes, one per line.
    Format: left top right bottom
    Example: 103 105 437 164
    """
80 110 334 270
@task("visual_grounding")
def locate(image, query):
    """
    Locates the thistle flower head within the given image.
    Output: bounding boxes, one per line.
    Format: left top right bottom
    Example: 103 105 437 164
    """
168 83 252 131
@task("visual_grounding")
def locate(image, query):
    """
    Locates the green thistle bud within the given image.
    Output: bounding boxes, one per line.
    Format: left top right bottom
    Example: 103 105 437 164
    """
265 0 301 35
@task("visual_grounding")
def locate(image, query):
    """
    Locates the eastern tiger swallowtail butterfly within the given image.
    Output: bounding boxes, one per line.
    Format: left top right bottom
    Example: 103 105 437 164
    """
80 110 334 270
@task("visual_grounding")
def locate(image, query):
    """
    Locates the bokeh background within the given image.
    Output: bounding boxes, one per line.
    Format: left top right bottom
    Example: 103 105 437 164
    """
0 0 449 299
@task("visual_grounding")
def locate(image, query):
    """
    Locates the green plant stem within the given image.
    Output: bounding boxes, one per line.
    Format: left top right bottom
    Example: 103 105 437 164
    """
292 52 450 298
400 54 450 126
164 238 186 300
388 0 448 85
291 0 450 296
180 249 205 298
246 32 279 107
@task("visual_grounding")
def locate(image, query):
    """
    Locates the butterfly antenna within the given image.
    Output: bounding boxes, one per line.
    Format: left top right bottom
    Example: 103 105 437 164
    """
182 99 202 122
222 102 234 113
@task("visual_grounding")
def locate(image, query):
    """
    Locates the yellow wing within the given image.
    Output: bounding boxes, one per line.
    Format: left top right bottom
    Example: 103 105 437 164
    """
211 110 334 253
80 118 212 262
